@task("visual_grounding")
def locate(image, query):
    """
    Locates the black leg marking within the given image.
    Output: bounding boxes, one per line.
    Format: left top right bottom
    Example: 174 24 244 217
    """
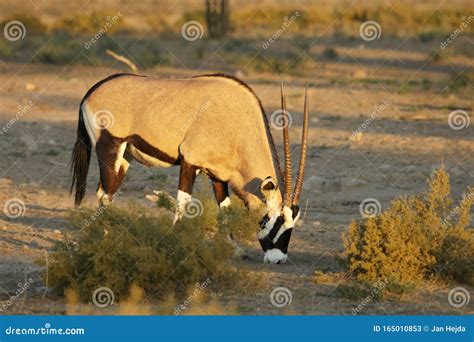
212 180 229 205
95 130 126 199
178 158 198 194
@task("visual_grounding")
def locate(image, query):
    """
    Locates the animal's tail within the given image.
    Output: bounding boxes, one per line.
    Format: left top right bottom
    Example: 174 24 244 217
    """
70 104 92 206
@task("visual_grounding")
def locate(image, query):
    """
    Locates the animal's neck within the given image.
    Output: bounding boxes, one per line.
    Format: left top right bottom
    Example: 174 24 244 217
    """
231 151 283 210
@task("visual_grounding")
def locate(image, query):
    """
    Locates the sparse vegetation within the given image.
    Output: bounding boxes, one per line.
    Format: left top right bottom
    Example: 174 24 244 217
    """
44 199 260 304
342 168 473 290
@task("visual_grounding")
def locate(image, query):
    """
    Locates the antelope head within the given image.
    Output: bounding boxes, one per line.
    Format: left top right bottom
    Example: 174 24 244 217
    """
258 82 309 264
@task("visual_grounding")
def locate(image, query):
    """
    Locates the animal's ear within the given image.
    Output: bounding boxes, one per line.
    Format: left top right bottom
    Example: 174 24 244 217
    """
260 177 281 215
260 176 278 196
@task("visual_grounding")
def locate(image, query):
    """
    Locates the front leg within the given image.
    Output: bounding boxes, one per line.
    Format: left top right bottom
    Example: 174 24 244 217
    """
173 158 198 224
212 179 249 259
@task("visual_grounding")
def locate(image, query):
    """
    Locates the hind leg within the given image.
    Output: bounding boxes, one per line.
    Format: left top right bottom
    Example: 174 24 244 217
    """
173 157 198 224
212 180 230 208
95 133 129 207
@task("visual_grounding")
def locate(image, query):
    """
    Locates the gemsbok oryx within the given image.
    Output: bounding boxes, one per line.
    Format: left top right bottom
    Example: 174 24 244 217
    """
71 73 309 264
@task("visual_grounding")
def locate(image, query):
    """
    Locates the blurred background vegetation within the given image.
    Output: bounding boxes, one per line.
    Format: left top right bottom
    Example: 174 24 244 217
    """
0 0 472 74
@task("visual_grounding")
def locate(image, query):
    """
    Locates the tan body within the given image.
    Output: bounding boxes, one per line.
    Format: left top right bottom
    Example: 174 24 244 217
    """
82 74 282 207
71 73 309 263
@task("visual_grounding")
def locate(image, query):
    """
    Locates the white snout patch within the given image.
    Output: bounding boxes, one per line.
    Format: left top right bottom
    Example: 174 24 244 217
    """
282 205 300 228
263 248 288 264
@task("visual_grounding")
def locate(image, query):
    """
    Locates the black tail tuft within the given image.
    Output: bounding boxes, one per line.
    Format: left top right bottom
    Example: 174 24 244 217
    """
70 106 92 206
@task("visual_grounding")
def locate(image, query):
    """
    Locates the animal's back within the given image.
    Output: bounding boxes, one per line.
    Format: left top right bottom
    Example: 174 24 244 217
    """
83 74 270 166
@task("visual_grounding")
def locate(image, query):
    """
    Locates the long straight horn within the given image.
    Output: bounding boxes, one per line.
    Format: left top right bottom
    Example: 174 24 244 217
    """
281 81 292 207
292 83 309 205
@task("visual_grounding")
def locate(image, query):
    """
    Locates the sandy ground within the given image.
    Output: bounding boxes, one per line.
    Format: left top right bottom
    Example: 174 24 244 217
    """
0 41 473 315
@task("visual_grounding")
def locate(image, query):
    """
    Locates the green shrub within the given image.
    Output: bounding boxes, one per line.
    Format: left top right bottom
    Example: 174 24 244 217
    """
35 34 84 64
0 40 13 59
343 168 473 289
45 200 258 303
322 47 338 60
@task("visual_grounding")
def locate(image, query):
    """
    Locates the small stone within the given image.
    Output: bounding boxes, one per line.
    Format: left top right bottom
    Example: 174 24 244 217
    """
53 229 61 235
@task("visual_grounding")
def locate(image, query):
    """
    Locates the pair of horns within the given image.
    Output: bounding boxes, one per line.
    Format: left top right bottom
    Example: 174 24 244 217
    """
280 81 309 207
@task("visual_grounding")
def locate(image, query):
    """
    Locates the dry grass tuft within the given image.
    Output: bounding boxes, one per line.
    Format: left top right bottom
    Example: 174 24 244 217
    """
44 199 260 308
